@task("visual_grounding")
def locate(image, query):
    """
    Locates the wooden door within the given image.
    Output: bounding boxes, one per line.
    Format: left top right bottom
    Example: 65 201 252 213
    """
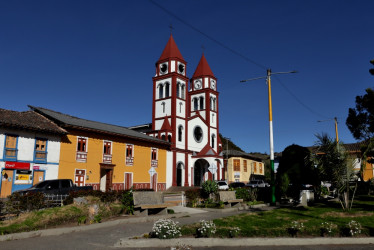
152 173 157 191
75 169 85 186
124 172 132 190
105 169 113 192
1 170 14 198
33 171 45 185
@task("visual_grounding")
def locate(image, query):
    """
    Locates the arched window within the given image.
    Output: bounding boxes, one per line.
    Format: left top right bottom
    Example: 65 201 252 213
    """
158 84 164 99
199 96 204 110
161 134 166 141
178 125 183 142
193 98 198 111
165 82 170 97
181 85 185 99
168 135 172 142
176 82 180 98
211 134 216 148
210 97 213 110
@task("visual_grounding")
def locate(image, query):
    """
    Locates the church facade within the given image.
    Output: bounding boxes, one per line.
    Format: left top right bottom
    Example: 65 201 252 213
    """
136 35 224 188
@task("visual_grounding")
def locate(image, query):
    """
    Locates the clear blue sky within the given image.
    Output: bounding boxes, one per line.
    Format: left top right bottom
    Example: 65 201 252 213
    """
1 0 373 154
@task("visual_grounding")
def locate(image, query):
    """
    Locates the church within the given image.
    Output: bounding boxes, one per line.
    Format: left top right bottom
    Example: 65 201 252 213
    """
130 35 224 188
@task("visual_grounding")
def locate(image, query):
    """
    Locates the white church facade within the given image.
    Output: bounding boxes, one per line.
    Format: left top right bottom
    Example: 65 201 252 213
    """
130 35 224 188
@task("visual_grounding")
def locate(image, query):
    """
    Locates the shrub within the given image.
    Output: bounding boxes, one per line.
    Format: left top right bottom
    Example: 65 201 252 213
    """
235 188 252 201
197 220 216 238
120 190 134 214
185 188 202 207
347 220 362 236
287 221 304 237
320 222 336 236
229 227 241 238
150 219 181 239
5 192 46 214
201 180 218 198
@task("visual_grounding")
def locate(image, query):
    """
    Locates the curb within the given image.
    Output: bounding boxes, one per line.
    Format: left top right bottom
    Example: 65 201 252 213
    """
0 212 189 242
115 237 374 248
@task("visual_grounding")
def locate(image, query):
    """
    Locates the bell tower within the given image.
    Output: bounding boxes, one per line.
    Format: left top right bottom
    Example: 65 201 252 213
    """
189 54 219 153
152 35 189 147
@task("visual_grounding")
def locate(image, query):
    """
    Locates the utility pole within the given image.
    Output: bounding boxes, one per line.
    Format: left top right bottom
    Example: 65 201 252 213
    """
241 69 297 205
317 117 339 143
223 137 230 181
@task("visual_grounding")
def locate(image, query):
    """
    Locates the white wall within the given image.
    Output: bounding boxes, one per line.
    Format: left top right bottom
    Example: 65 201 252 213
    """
175 118 186 150
155 99 172 118
187 118 208 152
166 151 173 188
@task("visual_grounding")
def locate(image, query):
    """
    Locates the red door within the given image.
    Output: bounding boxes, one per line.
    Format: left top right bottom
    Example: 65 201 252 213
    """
75 169 86 186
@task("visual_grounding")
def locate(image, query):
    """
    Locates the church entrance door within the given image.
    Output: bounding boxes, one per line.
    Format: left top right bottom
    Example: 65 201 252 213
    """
193 159 209 186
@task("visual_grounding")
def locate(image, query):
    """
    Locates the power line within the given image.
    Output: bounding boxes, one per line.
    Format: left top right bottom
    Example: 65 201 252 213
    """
149 0 267 70
149 0 329 119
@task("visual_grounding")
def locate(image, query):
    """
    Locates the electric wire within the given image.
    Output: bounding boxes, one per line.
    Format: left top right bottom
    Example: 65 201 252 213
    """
149 0 329 120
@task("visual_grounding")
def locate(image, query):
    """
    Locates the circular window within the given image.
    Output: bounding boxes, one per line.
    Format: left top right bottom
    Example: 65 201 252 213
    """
160 63 168 74
193 126 203 142
178 63 185 74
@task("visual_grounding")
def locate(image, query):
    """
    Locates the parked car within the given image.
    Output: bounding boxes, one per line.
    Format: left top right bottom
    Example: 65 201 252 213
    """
229 182 246 189
216 181 229 190
246 180 270 188
14 179 93 195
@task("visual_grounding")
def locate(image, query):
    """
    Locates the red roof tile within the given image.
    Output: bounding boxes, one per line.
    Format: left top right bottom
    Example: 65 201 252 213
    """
192 54 215 78
158 35 184 61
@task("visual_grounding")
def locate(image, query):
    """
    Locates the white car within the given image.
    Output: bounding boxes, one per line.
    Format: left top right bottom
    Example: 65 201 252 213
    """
246 180 270 188
216 181 229 190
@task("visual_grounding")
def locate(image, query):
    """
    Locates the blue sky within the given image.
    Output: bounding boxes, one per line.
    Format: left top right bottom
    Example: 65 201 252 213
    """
1 0 373 154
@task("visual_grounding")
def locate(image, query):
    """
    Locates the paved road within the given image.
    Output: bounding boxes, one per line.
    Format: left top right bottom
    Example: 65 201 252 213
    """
0 208 246 250
1 206 373 250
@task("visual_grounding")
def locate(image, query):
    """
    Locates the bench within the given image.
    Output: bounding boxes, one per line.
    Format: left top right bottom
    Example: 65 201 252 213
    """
218 191 243 208
133 191 171 216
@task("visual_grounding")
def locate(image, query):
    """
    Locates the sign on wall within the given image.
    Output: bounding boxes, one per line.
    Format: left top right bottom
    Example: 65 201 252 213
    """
5 162 30 170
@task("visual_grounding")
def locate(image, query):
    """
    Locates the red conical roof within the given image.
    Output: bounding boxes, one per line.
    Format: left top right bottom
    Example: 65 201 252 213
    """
192 54 215 78
158 35 184 61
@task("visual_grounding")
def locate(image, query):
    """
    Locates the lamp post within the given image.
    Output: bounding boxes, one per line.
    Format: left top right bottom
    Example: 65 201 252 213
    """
317 117 339 143
223 137 230 181
241 69 297 205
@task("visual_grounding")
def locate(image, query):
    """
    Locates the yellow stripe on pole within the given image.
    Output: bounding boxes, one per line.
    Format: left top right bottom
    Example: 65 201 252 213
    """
267 69 273 122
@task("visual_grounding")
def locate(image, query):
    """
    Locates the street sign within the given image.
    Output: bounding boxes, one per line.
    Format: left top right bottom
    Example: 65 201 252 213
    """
208 163 217 174
148 167 156 176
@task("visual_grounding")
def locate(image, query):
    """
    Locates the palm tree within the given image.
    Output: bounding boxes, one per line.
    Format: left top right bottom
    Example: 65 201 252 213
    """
312 133 357 211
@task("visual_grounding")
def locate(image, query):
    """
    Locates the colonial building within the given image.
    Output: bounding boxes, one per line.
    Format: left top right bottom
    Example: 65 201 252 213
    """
222 150 265 184
30 106 171 191
0 108 66 198
130 35 223 188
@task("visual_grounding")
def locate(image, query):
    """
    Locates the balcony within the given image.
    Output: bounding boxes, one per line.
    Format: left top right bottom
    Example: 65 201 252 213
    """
126 157 134 166
35 151 47 163
4 148 17 160
103 154 112 164
151 159 158 168
76 151 87 162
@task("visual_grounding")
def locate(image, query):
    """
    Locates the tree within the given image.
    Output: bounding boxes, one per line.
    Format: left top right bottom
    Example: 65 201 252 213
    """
312 133 357 211
276 144 317 198
369 59 374 76
346 60 374 140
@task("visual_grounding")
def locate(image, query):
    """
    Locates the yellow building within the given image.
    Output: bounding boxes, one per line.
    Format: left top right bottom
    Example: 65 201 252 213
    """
30 106 170 191
223 150 265 184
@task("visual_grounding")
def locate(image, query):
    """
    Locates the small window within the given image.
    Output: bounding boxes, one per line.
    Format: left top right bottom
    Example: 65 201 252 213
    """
193 98 198 111
126 144 134 166
193 126 203 143
244 160 247 172
35 139 47 161
199 96 204 110
61 180 71 188
178 126 183 142
168 135 172 142
103 141 112 155
181 85 185 99
159 84 164 99
165 82 170 97
211 134 215 148
151 148 158 160
77 138 87 152
161 102 166 113
4 135 17 159
234 159 240 171
176 82 180 98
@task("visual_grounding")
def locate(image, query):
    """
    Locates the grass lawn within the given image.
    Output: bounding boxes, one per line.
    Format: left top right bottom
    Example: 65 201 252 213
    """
181 195 374 238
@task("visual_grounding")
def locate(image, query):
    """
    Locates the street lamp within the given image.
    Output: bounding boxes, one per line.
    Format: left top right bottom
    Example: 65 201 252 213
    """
317 117 339 143
241 69 297 205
